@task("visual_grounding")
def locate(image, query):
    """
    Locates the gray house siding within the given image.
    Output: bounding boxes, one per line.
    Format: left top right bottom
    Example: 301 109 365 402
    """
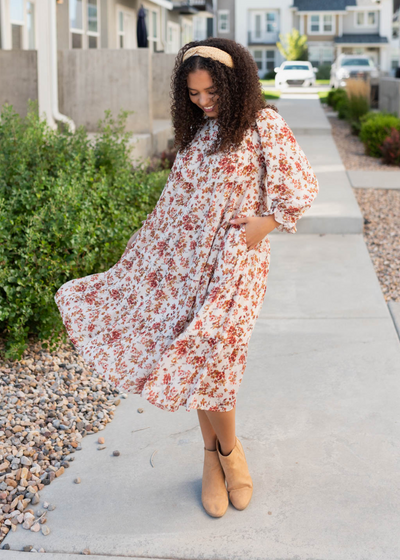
216 0 235 41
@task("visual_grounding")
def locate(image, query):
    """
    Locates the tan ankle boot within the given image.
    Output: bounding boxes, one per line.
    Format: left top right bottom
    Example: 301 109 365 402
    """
201 446 229 518
217 437 253 510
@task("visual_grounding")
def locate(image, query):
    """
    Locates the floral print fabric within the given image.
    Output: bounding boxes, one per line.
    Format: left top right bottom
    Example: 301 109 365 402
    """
54 107 319 413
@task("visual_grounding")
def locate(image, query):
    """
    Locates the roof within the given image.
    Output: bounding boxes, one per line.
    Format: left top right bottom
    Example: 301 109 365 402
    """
335 34 389 44
291 0 356 11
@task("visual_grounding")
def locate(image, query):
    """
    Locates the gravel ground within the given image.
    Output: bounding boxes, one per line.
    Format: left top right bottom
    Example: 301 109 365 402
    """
0 336 122 549
352 188 400 302
324 107 396 171
325 107 400 303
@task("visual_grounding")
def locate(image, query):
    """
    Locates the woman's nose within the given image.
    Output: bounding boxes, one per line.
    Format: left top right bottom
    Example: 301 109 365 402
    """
199 95 212 107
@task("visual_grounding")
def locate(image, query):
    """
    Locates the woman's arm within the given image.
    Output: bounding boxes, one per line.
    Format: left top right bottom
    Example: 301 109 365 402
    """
256 108 319 234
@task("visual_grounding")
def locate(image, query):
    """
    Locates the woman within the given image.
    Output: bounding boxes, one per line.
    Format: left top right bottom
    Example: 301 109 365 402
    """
54 38 319 519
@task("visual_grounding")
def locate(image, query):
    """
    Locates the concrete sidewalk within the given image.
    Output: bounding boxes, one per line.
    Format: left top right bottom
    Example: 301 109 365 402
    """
3 235 400 560
273 99 363 234
347 170 400 190
3 97 400 560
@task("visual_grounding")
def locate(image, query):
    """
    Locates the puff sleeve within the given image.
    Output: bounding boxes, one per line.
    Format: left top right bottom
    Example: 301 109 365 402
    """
256 108 319 234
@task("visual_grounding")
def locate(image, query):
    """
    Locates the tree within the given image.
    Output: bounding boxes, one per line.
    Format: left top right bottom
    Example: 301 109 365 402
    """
277 28 308 61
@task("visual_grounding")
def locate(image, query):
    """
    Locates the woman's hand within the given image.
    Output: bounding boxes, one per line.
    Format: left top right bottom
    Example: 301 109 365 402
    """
230 215 279 250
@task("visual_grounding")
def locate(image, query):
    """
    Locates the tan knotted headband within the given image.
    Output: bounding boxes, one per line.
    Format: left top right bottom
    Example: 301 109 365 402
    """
182 46 234 68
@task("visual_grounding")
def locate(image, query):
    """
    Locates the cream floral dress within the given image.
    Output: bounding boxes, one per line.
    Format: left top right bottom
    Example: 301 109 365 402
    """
55 107 319 413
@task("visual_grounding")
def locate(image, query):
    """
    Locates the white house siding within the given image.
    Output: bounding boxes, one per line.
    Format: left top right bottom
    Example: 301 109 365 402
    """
342 7 380 34
235 0 293 77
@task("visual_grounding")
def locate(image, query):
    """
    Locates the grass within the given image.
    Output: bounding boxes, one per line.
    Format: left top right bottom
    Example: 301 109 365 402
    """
263 91 281 100
318 91 329 104
316 79 330 85
260 79 276 86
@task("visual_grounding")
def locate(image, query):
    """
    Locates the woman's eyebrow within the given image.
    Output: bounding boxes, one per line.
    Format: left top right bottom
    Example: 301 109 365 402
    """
188 86 215 92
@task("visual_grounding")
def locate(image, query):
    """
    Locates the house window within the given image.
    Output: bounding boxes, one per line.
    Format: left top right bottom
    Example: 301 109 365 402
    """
70 0 99 49
266 50 275 70
251 49 275 75
310 15 320 33
323 15 333 33
253 49 263 70
250 10 279 42
218 10 229 33
356 11 377 27
309 13 335 35
144 7 160 52
266 12 277 33
27 1 35 49
8 0 36 49
254 14 261 38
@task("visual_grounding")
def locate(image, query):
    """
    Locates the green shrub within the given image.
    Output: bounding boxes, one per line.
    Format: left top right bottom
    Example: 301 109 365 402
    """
0 102 169 359
263 69 277 80
359 112 400 158
380 128 400 166
316 64 331 80
327 88 347 110
347 94 369 124
337 97 350 120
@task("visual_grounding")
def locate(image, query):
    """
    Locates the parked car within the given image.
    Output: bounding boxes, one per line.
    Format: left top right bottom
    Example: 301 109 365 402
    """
330 54 380 89
274 61 317 88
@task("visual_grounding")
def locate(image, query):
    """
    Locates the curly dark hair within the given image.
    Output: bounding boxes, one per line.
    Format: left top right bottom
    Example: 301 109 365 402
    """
170 37 278 156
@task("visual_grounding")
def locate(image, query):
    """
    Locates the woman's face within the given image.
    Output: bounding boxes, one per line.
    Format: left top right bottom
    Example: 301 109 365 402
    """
187 69 219 118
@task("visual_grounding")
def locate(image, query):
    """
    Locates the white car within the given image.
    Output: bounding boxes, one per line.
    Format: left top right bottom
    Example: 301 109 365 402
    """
329 55 379 89
274 61 317 88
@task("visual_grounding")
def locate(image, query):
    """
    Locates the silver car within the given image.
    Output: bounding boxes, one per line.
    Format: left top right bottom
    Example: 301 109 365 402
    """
330 54 379 89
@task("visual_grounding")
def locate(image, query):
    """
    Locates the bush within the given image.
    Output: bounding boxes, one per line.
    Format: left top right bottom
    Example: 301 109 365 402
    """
0 102 169 359
337 97 350 120
316 64 331 80
263 69 276 80
359 112 400 158
327 88 347 110
380 128 400 166
347 95 370 126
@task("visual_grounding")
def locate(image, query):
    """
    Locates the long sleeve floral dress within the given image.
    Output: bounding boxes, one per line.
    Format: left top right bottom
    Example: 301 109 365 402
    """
54 107 319 413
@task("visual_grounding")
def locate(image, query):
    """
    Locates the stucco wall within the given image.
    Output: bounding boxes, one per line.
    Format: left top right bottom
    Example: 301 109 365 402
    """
0 51 38 116
57 48 153 133
379 77 400 117
152 52 176 119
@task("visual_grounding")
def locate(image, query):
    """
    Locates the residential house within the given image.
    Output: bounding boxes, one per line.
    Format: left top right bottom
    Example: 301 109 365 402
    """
291 0 393 73
232 0 394 76
0 0 215 54
235 0 294 78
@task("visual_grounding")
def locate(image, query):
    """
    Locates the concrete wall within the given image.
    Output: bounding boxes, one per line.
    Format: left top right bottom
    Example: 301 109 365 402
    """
152 52 176 119
0 51 38 117
379 77 400 117
57 48 153 133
